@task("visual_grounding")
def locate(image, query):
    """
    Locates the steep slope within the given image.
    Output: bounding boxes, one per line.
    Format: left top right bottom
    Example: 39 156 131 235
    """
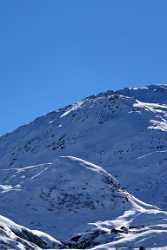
67 201 167 249
0 156 131 240
1 157 167 249
0 214 62 249
0 85 167 209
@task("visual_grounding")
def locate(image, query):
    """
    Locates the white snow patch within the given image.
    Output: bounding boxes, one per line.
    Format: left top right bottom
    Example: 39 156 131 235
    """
60 100 85 117
133 100 167 113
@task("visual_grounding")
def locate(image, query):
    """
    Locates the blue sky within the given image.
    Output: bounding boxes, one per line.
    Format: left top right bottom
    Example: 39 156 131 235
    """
1 0 167 134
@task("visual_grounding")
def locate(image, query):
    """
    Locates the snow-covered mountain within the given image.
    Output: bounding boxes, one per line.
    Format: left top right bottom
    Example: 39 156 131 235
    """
1 84 167 208
1 84 167 248
0 214 62 249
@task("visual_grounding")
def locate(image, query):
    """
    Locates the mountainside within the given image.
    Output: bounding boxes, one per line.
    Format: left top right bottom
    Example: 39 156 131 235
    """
0 156 131 240
1 85 167 208
1 162 167 249
0 214 62 249
1 84 167 248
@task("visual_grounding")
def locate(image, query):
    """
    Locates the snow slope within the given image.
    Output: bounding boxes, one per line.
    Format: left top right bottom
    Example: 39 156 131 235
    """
0 156 131 240
1 84 167 248
0 214 62 249
68 202 167 249
1 156 167 249
1 85 167 208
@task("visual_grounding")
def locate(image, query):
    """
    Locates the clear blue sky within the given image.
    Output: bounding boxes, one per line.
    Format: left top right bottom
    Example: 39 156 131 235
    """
1 0 167 134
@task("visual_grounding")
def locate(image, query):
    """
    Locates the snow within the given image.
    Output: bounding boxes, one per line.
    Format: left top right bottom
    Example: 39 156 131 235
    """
0 185 14 193
0 85 167 248
149 119 167 131
133 100 167 113
0 156 131 240
60 100 85 117
0 155 167 248
0 214 62 249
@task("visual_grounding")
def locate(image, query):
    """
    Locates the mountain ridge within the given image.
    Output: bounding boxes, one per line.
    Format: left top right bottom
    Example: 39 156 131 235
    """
2 83 167 138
